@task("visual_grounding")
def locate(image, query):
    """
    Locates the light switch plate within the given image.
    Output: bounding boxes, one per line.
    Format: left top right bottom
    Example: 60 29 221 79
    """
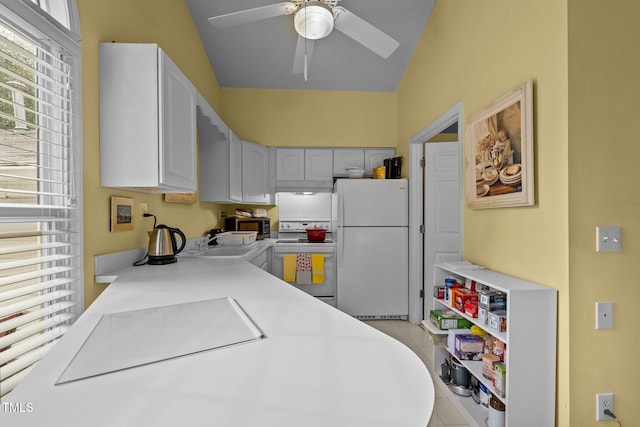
596 226 621 252
595 301 613 329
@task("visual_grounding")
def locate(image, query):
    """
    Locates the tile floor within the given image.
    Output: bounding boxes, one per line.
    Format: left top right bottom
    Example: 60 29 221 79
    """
363 320 470 427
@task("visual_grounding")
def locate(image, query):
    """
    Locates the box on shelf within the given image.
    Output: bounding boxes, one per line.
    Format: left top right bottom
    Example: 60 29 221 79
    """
454 334 484 361
488 310 507 333
447 328 471 353
478 307 488 325
482 353 501 380
492 338 506 362
465 278 477 291
464 299 478 318
479 289 507 310
429 310 473 330
443 278 463 306
494 363 507 397
453 288 478 313
433 286 445 300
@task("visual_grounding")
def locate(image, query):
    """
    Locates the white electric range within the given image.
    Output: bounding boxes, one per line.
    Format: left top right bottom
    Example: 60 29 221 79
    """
272 193 337 306
272 220 337 306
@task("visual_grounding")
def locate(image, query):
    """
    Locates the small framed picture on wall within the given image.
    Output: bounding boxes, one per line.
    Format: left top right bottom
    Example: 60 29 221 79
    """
110 196 135 232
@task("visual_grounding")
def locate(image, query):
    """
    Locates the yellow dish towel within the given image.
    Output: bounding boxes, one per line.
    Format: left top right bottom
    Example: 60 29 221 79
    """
283 254 296 282
311 254 324 284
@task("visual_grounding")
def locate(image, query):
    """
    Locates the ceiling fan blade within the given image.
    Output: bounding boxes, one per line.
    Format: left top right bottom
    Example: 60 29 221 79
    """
208 2 297 29
332 6 400 59
293 35 315 75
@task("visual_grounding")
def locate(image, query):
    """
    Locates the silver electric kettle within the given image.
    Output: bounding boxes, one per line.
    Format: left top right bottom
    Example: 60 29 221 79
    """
147 224 186 265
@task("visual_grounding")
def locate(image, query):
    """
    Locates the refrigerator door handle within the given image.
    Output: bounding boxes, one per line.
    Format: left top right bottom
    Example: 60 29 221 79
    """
338 189 345 268
338 226 344 267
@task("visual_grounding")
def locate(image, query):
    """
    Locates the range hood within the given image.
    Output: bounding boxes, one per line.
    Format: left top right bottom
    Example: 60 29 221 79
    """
275 179 334 193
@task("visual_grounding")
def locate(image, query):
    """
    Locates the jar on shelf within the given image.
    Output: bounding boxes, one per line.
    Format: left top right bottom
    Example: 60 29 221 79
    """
488 393 506 427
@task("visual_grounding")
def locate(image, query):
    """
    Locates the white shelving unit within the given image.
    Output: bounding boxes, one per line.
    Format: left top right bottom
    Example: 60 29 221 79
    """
423 262 557 427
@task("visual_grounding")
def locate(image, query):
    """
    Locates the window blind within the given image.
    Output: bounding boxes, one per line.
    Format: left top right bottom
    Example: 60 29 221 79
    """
0 19 81 399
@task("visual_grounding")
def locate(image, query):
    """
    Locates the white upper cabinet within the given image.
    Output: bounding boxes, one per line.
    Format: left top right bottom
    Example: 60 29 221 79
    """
365 149 395 176
276 148 333 192
99 43 197 193
242 141 270 204
333 148 395 177
228 130 244 202
305 149 333 181
333 149 365 177
199 126 243 203
198 96 271 205
276 149 305 181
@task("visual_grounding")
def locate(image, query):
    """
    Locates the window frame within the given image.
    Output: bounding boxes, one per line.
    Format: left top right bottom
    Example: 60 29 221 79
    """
0 0 83 397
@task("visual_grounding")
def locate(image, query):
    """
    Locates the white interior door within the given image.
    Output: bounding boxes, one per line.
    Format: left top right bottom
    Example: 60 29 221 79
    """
423 141 462 317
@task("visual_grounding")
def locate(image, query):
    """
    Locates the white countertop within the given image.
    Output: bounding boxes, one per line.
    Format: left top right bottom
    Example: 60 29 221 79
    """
3 257 434 427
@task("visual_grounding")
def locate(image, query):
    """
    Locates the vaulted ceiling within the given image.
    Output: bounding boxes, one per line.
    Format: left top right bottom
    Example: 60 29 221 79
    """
186 0 435 92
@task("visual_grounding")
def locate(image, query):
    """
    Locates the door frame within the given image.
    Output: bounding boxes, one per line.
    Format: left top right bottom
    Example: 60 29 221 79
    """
408 102 463 323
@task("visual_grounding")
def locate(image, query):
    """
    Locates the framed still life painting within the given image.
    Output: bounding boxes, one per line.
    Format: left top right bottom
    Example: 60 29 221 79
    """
465 80 534 208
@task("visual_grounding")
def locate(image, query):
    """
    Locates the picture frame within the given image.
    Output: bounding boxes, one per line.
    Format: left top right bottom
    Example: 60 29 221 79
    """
465 80 534 209
110 196 135 232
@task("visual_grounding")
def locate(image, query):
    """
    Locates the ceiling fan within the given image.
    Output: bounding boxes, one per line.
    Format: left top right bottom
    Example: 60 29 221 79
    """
208 1 400 81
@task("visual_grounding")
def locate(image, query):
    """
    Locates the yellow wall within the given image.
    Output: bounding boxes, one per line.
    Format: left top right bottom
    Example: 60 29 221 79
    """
75 0 640 424
397 0 570 425
77 0 228 307
568 1 640 425
76 1 394 308
221 88 397 147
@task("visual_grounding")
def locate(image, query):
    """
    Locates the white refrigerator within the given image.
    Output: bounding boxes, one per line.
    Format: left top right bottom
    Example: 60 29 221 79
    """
334 179 409 319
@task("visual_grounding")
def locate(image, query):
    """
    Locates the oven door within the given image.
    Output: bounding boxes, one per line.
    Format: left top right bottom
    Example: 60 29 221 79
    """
272 251 336 301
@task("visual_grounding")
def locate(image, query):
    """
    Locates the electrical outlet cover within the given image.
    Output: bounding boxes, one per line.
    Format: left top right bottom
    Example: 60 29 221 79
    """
596 393 614 421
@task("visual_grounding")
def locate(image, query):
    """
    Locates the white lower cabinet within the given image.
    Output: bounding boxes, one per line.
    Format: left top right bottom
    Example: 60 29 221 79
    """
248 245 271 273
423 263 557 427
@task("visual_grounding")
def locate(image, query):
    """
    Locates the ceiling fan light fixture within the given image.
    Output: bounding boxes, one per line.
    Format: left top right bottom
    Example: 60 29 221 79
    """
294 1 334 40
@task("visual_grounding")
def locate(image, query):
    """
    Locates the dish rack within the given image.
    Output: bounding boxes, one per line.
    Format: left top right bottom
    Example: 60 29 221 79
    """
216 231 258 246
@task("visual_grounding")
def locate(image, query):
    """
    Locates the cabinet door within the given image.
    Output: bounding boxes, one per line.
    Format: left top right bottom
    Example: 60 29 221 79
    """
305 149 333 181
364 149 395 176
333 149 364 177
159 50 197 191
242 141 269 204
276 148 304 181
229 130 243 202
99 43 163 190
